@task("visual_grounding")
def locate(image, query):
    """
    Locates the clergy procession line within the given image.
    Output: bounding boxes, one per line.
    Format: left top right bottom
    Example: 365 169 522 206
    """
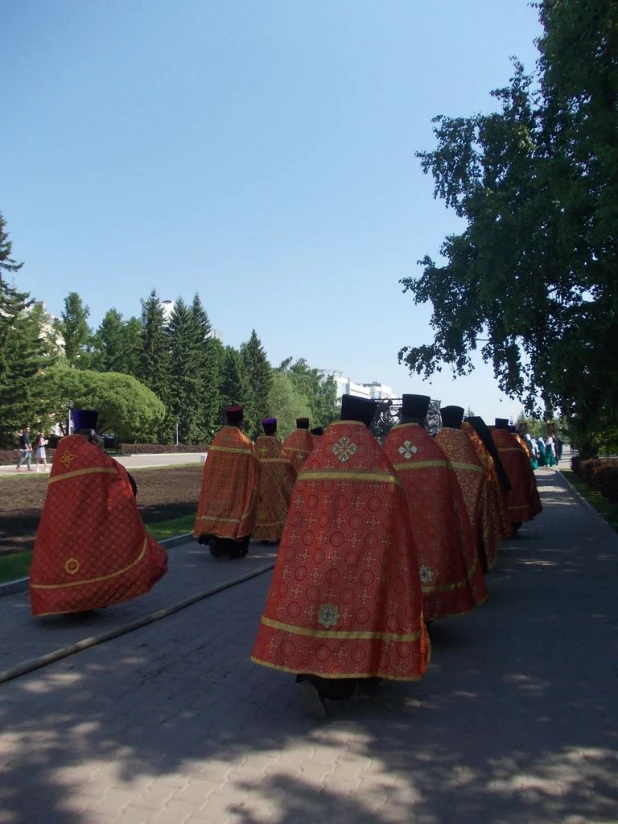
27 394 542 720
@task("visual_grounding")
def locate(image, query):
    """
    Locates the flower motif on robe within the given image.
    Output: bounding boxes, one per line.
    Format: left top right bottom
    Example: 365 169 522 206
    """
332 437 358 463
419 566 433 584
398 441 418 460
317 602 340 628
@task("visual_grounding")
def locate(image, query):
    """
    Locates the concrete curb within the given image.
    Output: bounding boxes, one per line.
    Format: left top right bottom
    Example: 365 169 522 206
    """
0 561 275 686
0 533 194 599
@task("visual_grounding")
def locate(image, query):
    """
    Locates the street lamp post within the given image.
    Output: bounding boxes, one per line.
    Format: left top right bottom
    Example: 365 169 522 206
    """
67 401 74 436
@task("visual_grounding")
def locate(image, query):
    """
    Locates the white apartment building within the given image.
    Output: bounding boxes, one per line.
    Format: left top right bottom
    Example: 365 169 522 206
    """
318 370 397 401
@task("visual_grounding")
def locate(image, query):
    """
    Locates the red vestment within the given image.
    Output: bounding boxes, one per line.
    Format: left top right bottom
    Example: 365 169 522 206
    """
252 421 430 681
30 435 168 616
435 427 498 573
462 422 513 545
252 435 296 541
491 430 543 523
193 426 261 541
383 423 487 620
281 428 315 474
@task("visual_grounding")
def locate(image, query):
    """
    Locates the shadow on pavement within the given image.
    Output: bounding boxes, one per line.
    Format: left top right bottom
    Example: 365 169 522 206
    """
0 471 617 823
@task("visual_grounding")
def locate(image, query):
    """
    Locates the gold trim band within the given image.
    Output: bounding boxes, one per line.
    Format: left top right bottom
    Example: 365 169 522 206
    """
31 538 149 589
393 460 450 471
260 616 422 642
49 467 118 485
449 462 484 473
298 470 397 485
209 445 254 456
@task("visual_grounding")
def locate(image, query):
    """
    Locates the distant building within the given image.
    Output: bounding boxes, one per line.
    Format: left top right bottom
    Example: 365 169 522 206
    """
317 370 397 401
159 299 174 323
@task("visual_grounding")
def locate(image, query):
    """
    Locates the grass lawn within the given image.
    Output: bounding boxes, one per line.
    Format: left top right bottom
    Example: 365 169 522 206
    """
0 513 195 586
562 470 618 534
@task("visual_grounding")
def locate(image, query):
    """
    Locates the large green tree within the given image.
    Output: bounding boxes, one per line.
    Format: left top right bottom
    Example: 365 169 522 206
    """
0 215 58 445
190 294 220 439
168 296 203 443
60 292 92 369
219 346 254 424
399 0 618 432
241 330 273 438
267 371 312 438
47 366 165 442
139 289 172 441
278 358 339 427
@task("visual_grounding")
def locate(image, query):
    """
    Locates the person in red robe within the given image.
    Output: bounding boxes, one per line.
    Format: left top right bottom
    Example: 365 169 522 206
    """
491 418 542 531
252 394 430 719
252 417 296 544
30 410 168 617
435 406 498 573
310 426 324 449
193 405 261 558
464 416 513 542
384 394 487 621
282 417 314 474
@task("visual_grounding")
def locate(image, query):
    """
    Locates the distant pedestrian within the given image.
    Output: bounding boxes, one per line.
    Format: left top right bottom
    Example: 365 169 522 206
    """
33 432 48 472
16 427 33 471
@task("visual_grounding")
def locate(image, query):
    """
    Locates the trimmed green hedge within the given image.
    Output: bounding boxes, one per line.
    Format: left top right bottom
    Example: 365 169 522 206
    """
571 456 618 503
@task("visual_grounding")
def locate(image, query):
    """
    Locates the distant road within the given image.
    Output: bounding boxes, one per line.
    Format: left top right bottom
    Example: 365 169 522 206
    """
0 452 207 474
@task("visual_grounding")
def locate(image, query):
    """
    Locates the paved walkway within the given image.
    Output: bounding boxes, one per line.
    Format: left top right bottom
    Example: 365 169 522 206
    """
1 467 617 824
0 453 206 474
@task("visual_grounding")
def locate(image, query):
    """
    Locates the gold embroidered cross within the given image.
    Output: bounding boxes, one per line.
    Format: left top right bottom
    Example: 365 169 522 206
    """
332 436 358 462
60 450 76 468
398 440 418 460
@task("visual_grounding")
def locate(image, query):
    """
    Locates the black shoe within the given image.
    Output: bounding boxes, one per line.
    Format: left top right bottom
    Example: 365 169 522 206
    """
300 680 328 720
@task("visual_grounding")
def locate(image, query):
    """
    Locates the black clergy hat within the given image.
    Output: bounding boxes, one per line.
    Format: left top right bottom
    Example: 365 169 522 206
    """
310 427 324 437
72 409 98 432
340 394 378 428
296 418 310 429
401 394 431 421
494 418 510 430
225 405 244 426
440 405 465 429
262 417 277 436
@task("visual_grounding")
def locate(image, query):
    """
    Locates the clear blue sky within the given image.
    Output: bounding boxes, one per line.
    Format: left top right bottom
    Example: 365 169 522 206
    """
3 0 542 421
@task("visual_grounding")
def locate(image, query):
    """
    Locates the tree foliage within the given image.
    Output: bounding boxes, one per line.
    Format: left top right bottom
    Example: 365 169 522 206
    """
139 289 172 441
47 367 165 442
241 330 273 439
219 346 253 421
278 358 339 427
60 292 92 368
400 0 618 435
267 371 312 438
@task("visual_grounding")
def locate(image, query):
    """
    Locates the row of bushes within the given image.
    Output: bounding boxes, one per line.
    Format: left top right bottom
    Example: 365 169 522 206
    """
571 456 618 504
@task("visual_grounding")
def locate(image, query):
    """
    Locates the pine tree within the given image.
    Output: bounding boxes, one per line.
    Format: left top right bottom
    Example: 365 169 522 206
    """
0 217 57 445
240 330 273 439
124 317 144 379
168 297 202 443
190 294 220 440
219 346 254 426
91 308 129 373
60 292 92 368
139 289 173 442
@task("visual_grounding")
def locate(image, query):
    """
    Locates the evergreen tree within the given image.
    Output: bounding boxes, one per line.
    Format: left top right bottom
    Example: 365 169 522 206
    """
190 294 220 440
0 216 57 445
241 329 273 438
168 296 202 443
267 371 312 438
123 316 144 379
139 289 173 442
91 308 129 373
219 346 254 425
60 292 92 368
0 301 58 446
